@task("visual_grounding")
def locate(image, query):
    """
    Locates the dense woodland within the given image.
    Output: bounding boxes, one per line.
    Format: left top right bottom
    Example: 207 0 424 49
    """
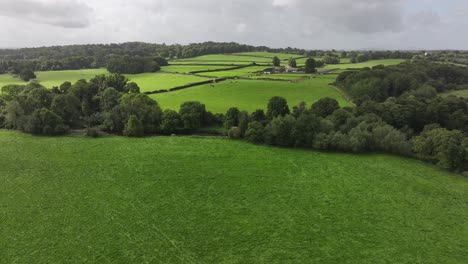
0 59 467 172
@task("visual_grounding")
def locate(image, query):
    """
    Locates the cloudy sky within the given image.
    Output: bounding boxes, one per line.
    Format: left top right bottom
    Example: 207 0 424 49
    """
1 0 467 49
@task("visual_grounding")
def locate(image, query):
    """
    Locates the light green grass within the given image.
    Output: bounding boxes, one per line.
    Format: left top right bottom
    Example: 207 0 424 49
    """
251 73 313 81
233 52 303 60
0 69 108 88
0 70 211 93
324 59 406 69
175 54 273 64
202 66 270 78
1 130 467 263
151 79 350 113
125 73 210 93
442 89 468 98
161 65 233 73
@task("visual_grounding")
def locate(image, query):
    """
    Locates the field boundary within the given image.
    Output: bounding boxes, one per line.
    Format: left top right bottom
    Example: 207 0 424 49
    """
143 78 228 95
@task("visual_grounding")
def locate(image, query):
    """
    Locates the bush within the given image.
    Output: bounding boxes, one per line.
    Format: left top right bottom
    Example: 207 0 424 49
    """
179 101 206 131
267 96 290 119
228 127 241 139
161 110 181 134
123 115 144 137
85 127 99 138
245 121 265 144
312 97 340 118
265 114 296 147
224 107 240 129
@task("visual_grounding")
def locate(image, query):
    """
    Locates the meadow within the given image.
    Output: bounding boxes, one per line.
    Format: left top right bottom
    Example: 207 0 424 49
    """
0 69 108 88
233 51 304 60
126 73 209 93
174 54 274 64
442 89 468 98
323 59 407 69
151 78 350 113
201 66 270 78
0 70 210 93
161 65 233 73
1 130 467 263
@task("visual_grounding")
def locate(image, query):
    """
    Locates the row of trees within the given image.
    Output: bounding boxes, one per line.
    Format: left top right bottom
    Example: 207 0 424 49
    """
336 61 468 103
107 56 168 74
272 57 322 73
222 97 467 172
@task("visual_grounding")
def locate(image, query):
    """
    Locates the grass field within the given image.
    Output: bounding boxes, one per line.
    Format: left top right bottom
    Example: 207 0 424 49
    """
0 70 211 93
161 65 233 73
251 73 313 81
0 69 108 88
233 52 304 60
151 78 350 113
324 59 406 69
175 54 273 64
125 73 210 93
442 89 468 98
202 66 270 78
1 130 467 263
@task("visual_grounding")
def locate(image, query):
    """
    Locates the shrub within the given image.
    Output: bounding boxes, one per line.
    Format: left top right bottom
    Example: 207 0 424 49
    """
85 127 99 138
312 98 340 118
265 114 296 147
161 110 181 134
179 101 206 131
123 115 144 137
245 121 265 144
228 127 241 139
224 107 240 129
267 96 290 119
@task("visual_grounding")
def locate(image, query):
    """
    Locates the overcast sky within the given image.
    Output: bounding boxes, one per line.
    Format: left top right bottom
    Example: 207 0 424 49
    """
1 0 467 50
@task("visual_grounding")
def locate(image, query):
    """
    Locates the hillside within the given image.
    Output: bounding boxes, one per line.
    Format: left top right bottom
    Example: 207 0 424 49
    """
1 131 467 263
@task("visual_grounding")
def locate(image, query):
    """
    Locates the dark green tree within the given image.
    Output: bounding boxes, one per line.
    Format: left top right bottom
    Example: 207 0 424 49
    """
304 58 317 73
311 98 340 118
267 96 290 119
123 115 144 137
272 56 281 67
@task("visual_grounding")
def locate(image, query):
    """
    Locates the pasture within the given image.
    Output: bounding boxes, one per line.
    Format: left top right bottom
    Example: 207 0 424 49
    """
0 69 108 88
1 130 467 263
174 54 273 64
233 51 304 60
201 66 270 78
442 89 468 98
161 65 233 73
126 73 209 93
151 78 350 113
0 70 211 93
323 59 407 69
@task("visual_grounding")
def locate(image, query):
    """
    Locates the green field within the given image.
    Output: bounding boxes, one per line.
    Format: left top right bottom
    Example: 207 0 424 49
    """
175 54 274 64
233 52 303 60
151 78 350 113
0 69 108 88
202 66 270 78
442 89 468 98
251 73 313 81
1 130 467 263
126 73 209 93
0 70 210 93
161 65 233 73
324 59 406 69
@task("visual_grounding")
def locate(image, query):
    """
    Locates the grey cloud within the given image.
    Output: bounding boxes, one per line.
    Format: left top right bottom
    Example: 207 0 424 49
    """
0 0 466 50
0 0 92 28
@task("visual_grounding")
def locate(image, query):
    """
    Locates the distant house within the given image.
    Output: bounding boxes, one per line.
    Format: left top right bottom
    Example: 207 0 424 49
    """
285 65 301 73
